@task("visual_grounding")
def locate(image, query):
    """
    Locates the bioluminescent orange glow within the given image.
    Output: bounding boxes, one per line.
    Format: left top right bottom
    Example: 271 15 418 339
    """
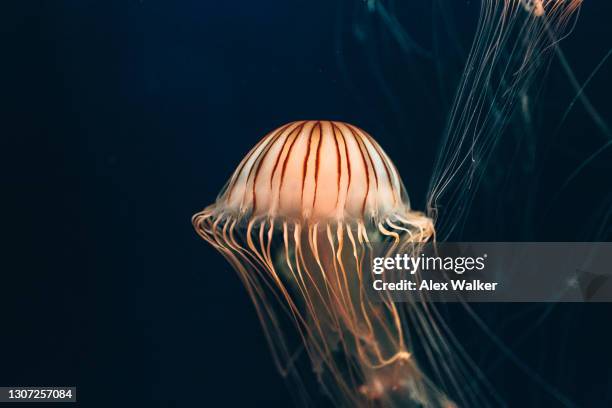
192 121 454 406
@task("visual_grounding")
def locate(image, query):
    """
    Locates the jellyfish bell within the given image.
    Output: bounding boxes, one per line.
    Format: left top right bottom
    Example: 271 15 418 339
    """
193 121 454 407
202 120 431 233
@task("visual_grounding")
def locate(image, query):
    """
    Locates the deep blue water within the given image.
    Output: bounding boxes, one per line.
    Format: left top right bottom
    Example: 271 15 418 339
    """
3 1 612 407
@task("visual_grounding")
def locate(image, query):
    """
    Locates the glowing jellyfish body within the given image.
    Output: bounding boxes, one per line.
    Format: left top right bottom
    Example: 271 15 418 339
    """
219 120 414 223
193 121 447 407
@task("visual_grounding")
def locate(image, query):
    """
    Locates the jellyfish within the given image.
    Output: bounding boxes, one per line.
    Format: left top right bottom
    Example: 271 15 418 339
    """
192 0 590 405
193 121 476 407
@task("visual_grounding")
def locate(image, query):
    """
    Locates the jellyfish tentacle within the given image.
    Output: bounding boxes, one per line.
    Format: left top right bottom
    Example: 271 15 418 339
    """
194 211 297 375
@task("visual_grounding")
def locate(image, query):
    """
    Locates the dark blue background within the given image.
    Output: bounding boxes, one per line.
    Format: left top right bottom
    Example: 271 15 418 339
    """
3 1 611 407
